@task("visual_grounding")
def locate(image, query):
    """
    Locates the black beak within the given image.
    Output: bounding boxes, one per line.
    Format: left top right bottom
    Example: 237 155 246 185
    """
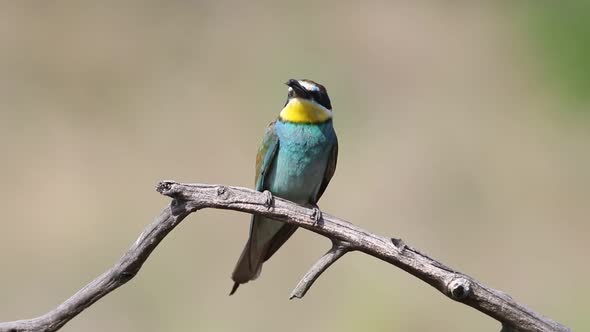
285 79 309 98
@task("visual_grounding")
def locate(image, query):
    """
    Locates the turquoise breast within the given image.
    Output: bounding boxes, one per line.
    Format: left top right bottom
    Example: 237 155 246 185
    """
265 120 336 205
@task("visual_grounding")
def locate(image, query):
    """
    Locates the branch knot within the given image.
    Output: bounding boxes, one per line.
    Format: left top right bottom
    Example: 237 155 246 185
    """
448 277 472 301
391 237 406 252
216 185 228 198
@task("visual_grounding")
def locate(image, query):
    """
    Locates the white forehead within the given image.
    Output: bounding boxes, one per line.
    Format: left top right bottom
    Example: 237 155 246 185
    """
298 80 320 92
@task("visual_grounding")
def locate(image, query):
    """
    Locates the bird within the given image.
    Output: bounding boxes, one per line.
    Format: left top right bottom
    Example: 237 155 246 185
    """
230 79 338 295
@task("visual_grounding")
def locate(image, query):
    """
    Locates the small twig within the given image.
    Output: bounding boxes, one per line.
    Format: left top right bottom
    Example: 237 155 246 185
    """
290 240 351 299
0 181 571 332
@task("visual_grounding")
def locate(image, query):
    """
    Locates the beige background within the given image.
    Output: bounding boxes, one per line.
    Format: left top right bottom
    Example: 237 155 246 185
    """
0 2 588 331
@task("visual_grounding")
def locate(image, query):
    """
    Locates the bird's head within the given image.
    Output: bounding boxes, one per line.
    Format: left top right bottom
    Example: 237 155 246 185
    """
280 79 333 123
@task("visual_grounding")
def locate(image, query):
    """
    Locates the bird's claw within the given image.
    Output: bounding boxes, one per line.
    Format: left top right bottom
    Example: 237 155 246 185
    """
310 206 322 225
262 190 274 210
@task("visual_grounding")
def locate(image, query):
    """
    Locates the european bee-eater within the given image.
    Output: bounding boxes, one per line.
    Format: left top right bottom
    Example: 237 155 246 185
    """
230 79 338 295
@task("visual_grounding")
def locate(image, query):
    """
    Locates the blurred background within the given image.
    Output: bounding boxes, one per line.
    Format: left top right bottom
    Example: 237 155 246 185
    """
0 2 588 331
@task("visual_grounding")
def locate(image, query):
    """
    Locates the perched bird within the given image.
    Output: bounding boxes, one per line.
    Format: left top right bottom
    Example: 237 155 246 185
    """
230 79 338 295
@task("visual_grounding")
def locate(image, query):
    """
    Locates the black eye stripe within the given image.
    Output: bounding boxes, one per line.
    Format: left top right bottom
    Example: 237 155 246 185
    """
312 91 332 110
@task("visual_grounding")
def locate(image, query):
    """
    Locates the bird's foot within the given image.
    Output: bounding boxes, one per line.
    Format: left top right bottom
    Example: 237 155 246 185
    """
310 204 322 226
262 190 274 210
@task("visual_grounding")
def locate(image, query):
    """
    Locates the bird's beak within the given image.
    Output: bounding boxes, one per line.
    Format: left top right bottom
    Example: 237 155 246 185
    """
285 79 309 99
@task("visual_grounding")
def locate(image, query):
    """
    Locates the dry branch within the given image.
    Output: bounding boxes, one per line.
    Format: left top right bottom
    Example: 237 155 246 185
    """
0 181 570 332
290 239 351 299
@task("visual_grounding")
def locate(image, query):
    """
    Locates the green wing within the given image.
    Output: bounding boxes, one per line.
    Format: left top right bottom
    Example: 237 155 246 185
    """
315 137 338 202
230 120 281 293
254 120 279 190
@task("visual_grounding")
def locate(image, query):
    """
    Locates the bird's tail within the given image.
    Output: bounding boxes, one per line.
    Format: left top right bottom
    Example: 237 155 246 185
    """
230 237 264 295
230 216 297 295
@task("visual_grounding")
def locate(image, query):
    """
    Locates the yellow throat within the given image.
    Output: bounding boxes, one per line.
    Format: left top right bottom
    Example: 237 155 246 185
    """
279 98 332 123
